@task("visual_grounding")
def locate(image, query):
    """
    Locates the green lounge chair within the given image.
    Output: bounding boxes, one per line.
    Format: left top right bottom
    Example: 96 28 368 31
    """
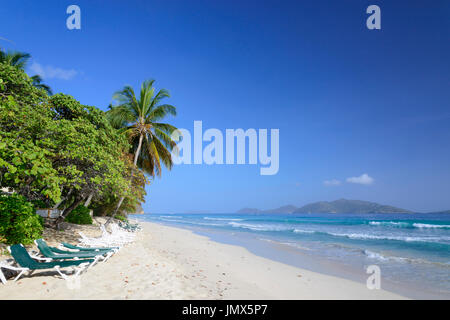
0 244 93 284
119 221 140 232
35 239 111 262
61 242 118 252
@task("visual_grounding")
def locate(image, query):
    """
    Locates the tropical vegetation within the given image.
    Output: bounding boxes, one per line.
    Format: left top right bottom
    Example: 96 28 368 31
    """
0 48 178 239
105 80 179 222
0 194 43 245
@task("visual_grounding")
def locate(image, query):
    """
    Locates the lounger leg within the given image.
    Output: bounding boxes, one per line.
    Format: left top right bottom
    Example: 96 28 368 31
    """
13 269 27 282
0 269 7 284
0 264 29 284
102 251 114 262
88 256 101 269
74 263 89 277
54 266 68 280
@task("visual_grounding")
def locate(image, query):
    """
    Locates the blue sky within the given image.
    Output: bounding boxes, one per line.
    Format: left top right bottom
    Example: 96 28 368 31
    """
1 0 449 213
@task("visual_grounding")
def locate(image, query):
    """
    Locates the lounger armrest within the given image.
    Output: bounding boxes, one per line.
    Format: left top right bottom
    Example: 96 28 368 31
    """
30 253 52 262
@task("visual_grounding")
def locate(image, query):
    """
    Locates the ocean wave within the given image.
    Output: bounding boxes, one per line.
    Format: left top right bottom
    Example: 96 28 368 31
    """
293 229 316 234
203 217 243 221
159 218 222 226
369 221 411 228
160 215 183 219
412 223 450 229
363 250 391 261
229 222 292 232
369 221 450 229
363 250 450 267
258 238 312 250
328 232 450 244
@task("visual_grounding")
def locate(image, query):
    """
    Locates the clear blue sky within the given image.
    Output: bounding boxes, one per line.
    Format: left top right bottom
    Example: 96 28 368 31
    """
1 0 449 213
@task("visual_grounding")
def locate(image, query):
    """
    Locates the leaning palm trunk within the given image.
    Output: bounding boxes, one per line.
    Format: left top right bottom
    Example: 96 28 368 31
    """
84 192 94 207
105 134 144 226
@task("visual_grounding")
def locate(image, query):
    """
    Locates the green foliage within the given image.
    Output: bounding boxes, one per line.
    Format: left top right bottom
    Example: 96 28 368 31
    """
65 205 93 225
0 48 52 94
0 63 133 214
0 59 157 225
0 194 43 244
38 215 45 227
0 63 60 204
31 199 49 209
115 214 127 222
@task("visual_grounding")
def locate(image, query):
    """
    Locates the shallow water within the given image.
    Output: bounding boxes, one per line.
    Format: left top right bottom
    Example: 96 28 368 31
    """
134 212 450 299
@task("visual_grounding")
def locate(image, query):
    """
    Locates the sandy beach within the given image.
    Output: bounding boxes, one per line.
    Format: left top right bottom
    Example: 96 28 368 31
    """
0 221 406 299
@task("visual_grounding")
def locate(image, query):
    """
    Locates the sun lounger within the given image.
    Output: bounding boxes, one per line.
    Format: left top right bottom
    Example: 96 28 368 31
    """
0 244 93 284
35 239 111 262
60 242 118 252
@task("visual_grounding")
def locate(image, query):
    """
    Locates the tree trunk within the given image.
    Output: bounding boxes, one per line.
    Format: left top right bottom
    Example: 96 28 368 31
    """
53 188 73 209
54 196 84 229
84 192 94 207
133 134 144 166
105 134 144 226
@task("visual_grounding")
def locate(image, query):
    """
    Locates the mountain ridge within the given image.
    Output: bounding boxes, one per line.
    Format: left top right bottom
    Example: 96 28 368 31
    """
236 199 413 214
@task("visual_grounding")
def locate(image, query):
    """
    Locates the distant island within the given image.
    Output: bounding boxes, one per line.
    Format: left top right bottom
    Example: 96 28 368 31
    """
237 199 413 214
429 210 450 214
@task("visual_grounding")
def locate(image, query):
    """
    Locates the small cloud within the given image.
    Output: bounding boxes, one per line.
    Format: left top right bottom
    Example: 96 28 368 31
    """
346 173 374 185
324 179 341 186
30 62 78 80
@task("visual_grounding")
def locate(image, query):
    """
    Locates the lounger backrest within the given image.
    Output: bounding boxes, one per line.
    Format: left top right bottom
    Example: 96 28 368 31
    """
35 239 55 257
9 244 38 269
62 242 78 250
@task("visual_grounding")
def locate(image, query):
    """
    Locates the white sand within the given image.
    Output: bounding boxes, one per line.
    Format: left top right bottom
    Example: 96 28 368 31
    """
0 222 406 299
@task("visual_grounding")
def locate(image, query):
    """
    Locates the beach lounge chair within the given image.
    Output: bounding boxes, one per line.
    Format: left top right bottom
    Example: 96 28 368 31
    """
77 224 135 248
34 239 111 262
119 221 140 232
0 244 93 284
60 242 118 252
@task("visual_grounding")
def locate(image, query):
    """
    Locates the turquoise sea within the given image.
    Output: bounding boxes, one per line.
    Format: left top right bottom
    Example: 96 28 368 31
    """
135 212 450 299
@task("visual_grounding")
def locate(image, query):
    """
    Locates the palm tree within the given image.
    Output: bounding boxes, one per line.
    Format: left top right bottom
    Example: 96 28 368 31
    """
105 79 179 222
0 50 30 69
31 74 53 95
0 49 52 95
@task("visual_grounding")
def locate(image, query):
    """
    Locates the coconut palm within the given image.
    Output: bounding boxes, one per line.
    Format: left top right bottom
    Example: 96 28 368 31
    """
105 79 179 222
0 49 52 95
31 74 53 95
0 50 30 69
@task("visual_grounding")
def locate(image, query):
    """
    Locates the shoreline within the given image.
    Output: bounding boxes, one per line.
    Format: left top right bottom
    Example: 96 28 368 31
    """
0 221 406 299
173 223 443 300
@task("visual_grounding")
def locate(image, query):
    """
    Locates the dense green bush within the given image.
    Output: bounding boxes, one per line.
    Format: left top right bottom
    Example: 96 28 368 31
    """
0 194 43 244
31 199 49 209
65 205 93 225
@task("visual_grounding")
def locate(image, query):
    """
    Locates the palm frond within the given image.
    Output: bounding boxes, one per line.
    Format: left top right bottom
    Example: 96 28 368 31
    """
0 50 31 69
108 79 179 177
106 104 136 129
147 104 177 122
31 74 53 95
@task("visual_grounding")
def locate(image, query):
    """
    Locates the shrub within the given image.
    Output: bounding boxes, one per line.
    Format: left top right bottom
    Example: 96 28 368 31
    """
65 205 93 225
0 194 43 244
31 199 49 209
